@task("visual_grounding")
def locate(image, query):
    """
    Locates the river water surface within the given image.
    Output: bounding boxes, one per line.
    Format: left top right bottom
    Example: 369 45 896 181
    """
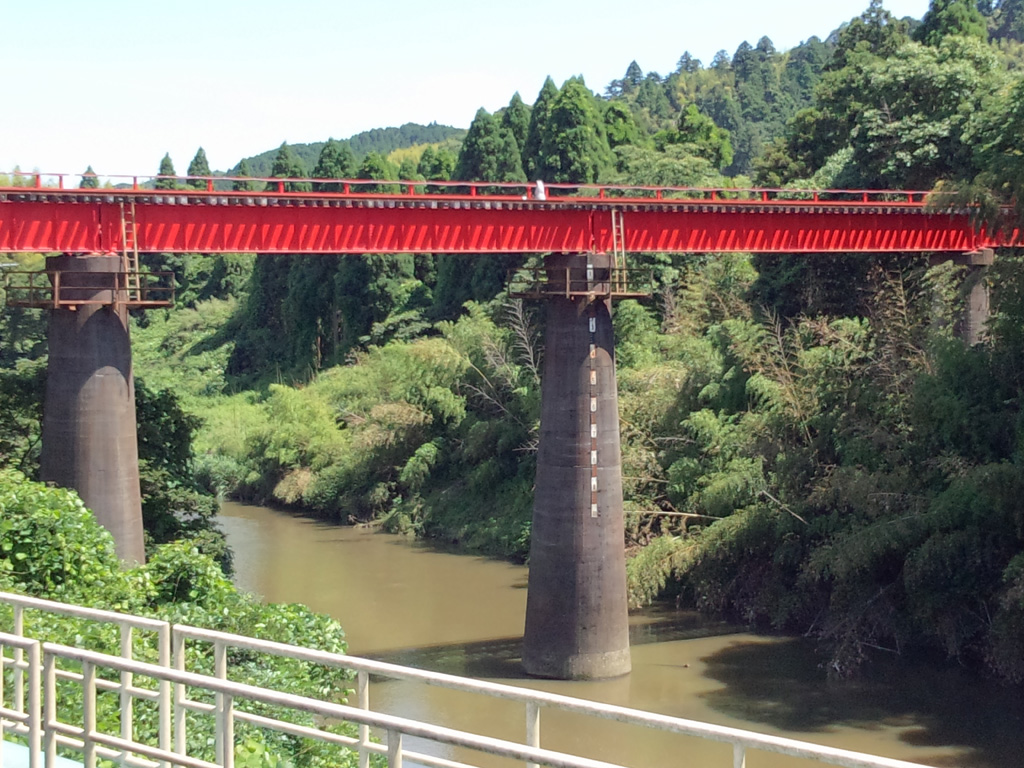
218 501 1024 768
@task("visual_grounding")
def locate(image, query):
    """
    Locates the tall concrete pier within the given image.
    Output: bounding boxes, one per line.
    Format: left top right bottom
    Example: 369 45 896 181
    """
958 250 993 346
930 249 994 346
522 253 632 680
39 254 145 564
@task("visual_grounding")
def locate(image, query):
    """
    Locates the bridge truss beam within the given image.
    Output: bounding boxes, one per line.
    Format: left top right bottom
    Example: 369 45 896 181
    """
0 190 1009 255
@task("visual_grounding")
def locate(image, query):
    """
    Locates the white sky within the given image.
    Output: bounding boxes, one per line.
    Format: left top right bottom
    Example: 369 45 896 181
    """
1 0 931 179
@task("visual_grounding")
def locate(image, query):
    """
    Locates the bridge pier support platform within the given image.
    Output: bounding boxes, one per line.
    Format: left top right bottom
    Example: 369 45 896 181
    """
39 254 145 564
521 253 632 680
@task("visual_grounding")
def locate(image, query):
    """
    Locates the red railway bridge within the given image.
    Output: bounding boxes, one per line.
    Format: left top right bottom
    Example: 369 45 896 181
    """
0 172 1013 256
1 171 1014 681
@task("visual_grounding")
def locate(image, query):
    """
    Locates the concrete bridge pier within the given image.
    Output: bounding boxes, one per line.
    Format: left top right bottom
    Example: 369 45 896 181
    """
931 249 993 346
957 252 992 347
522 252 632 680
39 254 145 564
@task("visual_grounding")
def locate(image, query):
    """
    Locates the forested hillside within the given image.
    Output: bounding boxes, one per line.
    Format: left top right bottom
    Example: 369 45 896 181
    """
9 0 1024 682
228 123 467 178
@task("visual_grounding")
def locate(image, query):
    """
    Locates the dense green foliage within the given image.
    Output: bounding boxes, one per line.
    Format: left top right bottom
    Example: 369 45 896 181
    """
0 470 364 768
606 255 1024 679
140 297 538 558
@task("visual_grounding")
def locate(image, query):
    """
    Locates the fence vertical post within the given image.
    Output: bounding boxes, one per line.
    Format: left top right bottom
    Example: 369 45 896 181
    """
525 701 540 768
733 743 746 768
1 639 5 763
215 641 227 767
14 605 24 712
157 623 171 768
357 671 370 768
83 661 97 768
173 629 187 757
120 625 134 756
386 729 402 768
44 651 57 768
219 695 235 768
26 641 41 768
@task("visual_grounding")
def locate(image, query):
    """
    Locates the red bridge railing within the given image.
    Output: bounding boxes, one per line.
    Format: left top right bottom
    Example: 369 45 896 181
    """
0 169 936 207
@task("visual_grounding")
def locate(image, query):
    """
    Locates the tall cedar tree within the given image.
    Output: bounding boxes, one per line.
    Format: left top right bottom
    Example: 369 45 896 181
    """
186 148 211 190
267 143 311 192
603 102 642 150
829 0 910 70
155 153 177 190
522 77 559 179
233 158 257 192
417 147 456 181
635 72 675 125
991 0 1024 41
357 152 400 193
501 92 531 152
914 0 988 44
455 108 525 183
397 157 420 181
79 166 98 189
312 139 355 192
537 78 613 184
231 142 311 380
675 104 734 170
623 60 644 92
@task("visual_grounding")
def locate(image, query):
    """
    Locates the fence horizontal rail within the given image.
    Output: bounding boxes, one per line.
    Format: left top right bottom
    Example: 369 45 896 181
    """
45 642 627 768
171 625 929 768
0 592 167 633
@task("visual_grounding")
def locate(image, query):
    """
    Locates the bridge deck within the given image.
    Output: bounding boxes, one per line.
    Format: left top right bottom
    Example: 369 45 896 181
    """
0 176 1014 255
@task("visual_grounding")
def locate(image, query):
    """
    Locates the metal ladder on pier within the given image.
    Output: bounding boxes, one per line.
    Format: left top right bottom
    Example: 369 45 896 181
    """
610 208 627 294
119 201 140 301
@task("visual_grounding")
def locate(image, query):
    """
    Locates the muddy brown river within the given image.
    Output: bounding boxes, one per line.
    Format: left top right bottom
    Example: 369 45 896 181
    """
218 501 1024 768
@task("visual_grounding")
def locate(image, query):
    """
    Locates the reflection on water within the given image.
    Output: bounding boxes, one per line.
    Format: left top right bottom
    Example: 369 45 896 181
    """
700 637 1024 768
218 501 1024 768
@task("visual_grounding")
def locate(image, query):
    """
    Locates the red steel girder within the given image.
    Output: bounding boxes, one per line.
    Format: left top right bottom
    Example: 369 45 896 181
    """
0 194 1010 254
603 209 995 253
133 203 595 254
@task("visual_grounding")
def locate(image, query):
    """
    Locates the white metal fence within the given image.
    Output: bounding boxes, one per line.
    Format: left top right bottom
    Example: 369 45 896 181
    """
0 591 936 768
